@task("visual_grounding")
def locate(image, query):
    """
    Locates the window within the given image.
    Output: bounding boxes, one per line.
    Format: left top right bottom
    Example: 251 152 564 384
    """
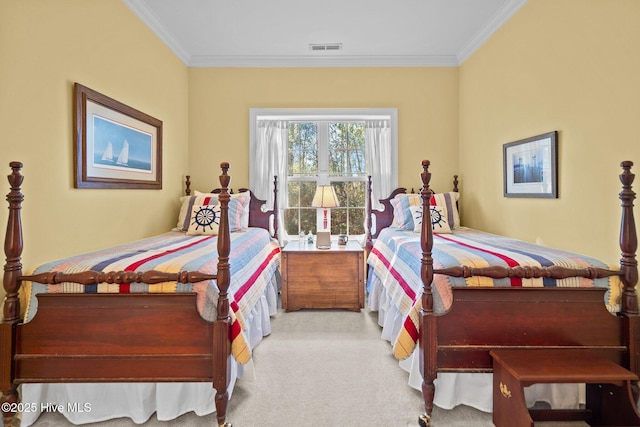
250 109 398 240
287 121 366 236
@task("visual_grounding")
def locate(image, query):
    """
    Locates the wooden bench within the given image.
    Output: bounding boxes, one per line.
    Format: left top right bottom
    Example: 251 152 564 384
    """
489 349 640 427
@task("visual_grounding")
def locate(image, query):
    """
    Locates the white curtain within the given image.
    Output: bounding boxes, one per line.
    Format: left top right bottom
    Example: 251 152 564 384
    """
251 120 288 243
365 120 392 211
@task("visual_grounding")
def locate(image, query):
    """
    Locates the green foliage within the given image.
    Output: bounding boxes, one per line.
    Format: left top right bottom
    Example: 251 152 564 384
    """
285 121 367 236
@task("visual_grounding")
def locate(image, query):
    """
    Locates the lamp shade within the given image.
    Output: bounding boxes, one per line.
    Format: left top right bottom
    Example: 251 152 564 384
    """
311 185 339 208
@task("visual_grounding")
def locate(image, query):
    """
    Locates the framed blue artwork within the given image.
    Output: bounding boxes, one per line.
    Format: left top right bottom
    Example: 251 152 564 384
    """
503 131 557 198
74 83 162 189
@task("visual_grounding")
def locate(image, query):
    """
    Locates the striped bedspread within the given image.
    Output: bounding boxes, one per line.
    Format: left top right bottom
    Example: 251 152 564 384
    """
367 227 623 359
22 228 281 364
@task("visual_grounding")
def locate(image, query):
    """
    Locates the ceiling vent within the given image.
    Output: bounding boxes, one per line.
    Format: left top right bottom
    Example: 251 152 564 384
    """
309 43 342 52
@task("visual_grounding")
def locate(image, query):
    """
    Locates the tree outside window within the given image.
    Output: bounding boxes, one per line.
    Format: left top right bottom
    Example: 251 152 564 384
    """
286 121 366 237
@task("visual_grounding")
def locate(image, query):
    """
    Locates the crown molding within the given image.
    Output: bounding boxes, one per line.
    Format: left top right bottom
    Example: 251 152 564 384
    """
457 0 527 64
122 0 190 64
187 54 459 68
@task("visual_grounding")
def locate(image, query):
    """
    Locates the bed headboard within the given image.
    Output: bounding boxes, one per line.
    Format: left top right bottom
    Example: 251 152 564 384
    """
366 180 407 246
183 175 279 241
236 186 278 240
365 166 458 253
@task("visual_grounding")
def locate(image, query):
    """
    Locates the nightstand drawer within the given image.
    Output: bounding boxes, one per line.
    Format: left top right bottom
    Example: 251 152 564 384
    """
285 252 359 280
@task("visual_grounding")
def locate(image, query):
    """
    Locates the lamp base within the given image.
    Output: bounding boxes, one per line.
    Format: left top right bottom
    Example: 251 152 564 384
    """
316 231 331 249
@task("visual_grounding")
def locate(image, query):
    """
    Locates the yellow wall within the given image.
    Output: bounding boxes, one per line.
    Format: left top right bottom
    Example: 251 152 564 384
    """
187 67 459 193
459 0 640 264
0 0 189 286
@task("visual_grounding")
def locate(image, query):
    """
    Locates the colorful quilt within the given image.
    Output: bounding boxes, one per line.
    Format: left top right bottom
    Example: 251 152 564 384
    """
22 228 281 364
366 227 623 360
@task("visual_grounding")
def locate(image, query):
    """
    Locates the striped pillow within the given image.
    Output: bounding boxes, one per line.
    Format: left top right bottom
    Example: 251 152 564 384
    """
390 194 421 230
431 192 460 229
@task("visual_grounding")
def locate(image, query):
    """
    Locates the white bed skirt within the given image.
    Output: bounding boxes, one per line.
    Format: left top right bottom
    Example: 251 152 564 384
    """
19 277 279 426
367 272 583 413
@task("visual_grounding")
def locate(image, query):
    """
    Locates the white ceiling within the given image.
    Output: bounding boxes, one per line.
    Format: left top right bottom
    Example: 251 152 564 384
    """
123 0 527 67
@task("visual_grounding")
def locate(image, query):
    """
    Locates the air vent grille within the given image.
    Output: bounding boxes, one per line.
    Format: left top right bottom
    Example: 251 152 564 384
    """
310 43 342 51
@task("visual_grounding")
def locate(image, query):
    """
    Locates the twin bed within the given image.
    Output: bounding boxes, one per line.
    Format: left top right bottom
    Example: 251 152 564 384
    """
1 162 280 427
366 160 639 425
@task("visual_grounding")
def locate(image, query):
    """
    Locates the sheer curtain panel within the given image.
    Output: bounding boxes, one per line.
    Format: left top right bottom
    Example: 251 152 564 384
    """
251 119 288 242
365 119 392 212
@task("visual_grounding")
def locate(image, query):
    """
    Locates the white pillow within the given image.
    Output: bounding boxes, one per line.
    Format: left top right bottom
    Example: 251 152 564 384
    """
409 205 452 234
186 203 221 235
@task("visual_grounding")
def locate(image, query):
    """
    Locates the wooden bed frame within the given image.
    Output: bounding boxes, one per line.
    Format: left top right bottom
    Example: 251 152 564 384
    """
367 160 640 426
0 161 278 427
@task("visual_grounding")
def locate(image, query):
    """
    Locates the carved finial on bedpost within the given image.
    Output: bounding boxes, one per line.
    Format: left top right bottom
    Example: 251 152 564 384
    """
619 161 638 316
3 161 24 324
366 176 373 254
219 162 230 188
453 175 459 193
185 175 191 196
273 175 279 243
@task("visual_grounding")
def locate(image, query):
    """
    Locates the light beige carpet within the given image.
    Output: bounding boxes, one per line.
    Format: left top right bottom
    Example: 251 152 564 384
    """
26 308 589 426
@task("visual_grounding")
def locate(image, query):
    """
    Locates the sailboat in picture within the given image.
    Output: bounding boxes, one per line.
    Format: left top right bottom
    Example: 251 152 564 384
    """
116 140 129 166
101 142 114 162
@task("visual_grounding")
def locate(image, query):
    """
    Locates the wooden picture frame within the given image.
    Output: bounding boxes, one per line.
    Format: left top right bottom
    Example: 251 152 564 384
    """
74 83 162 189
503 131 558 198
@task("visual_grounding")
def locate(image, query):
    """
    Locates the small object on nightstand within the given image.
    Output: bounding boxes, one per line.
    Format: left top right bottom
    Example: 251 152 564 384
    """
307 231 314 244
338 234 349 245
316 231 331 249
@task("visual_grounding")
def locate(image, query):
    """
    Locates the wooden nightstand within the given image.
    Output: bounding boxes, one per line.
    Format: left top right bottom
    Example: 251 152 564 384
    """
281 240 365 312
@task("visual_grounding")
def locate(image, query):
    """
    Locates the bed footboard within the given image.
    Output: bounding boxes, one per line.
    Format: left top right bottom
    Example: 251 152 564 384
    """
15 293 214 382
436 287 628 372
1 162 236 427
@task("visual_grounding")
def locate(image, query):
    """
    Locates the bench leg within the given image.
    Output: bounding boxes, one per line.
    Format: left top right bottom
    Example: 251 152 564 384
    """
586 382 640 426
492 363 534 427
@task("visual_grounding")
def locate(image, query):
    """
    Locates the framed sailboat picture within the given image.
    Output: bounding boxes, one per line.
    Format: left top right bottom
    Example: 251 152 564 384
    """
74 83 162 189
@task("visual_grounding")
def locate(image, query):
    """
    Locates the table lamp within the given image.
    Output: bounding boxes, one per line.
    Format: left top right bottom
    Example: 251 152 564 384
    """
311 185 339 249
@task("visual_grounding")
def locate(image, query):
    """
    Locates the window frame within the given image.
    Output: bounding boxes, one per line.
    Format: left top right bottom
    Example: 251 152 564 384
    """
250 108 398 237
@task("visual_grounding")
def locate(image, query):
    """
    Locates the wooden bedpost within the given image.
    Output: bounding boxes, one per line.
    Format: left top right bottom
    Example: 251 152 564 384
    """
418 160 437 427
619 161 640 385
1 161 24 427
185 175 191 196
213 162 232 427
619 161 639 316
